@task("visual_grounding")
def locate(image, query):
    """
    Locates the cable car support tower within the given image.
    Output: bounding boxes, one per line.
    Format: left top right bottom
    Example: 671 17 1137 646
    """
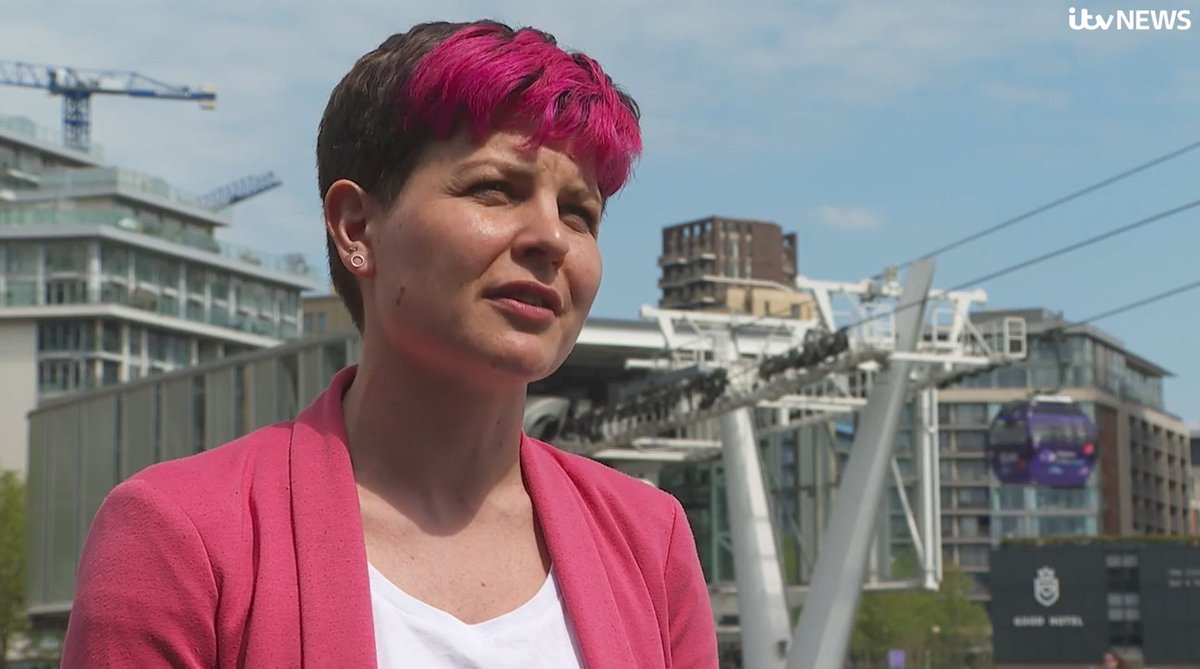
545 259 1029 668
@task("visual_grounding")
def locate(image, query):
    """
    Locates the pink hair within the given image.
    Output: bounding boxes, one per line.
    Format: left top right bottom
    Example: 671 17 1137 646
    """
401 24 642 198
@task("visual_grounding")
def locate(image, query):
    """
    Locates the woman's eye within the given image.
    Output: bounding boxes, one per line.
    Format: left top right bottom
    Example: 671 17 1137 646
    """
468 181 513 201
563 206 599 234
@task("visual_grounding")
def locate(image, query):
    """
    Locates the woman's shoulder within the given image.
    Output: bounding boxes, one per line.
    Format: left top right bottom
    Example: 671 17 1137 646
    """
114 420 297 521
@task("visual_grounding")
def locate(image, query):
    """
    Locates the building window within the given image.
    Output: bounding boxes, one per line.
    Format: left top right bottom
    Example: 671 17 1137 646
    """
956 487 989 510
938 403 951 425
134 252 160 284
1106 554 1142 649
101 280 129 305
959 545 990 569
997 516 1026 539
1036 515 1091 536
956 459 988 482
100 320 120 353
101 244 130 276
127 327 142 357
44 241 88 274
997 486 1026 510
37 358 91 394
953 404 989 426
100 360 120 386
44 279 88 304
38 319 95 351
957 431 987 452
993 366 1032 388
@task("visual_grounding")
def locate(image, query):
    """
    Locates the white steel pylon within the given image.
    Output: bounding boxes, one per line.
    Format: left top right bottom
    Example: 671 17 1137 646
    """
544 264 1027 666
787 258 934 669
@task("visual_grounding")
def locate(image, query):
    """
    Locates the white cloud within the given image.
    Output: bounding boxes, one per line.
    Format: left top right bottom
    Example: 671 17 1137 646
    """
813 205 884 231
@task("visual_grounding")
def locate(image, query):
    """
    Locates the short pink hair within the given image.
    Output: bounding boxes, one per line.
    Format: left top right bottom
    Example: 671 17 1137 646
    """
318 20 642 331
403 24 641 198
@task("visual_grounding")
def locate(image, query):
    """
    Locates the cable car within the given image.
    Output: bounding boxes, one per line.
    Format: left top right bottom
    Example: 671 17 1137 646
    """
986 396 1098 488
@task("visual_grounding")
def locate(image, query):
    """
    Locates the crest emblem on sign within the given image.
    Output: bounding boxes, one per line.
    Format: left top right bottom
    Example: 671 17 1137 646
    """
1034 566 1060 607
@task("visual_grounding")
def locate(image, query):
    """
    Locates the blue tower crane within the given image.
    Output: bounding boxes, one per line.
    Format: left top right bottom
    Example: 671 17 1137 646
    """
196 172 283 211
0 60 216 152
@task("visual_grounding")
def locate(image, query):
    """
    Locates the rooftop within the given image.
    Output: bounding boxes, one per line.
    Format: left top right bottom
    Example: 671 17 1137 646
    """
0 114 103 164
970 307 1172 377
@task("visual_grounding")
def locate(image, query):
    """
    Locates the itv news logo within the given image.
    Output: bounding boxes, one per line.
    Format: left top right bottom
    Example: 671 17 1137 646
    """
1068 7 1192 30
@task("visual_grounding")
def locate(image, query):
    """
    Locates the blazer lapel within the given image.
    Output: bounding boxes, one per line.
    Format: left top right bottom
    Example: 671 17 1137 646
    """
289 366 377 668
522 436 639 668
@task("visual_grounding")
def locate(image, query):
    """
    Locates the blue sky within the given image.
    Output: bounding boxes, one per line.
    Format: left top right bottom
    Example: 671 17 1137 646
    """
3 0 1198 423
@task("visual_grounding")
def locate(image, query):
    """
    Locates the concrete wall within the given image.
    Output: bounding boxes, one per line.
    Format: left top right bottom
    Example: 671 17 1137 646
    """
0 320 38 474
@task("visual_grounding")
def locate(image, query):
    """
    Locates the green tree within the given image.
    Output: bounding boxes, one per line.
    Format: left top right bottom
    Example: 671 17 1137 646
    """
0 470 27 669
850 563 991 668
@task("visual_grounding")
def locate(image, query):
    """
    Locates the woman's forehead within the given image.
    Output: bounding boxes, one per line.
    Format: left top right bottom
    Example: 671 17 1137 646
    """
433 129 602 191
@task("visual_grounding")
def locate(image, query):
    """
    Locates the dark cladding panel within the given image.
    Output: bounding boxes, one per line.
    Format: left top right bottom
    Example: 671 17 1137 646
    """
993 543 1200 667
991 545 1109 664
1139 545 1200 665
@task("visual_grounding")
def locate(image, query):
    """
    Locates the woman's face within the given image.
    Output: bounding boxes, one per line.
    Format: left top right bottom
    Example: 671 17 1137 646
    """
350 129 605 389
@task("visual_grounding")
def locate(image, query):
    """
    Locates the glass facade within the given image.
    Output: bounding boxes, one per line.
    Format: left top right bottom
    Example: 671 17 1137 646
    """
939 314 1189 610
0 239 301 339
956 330 1163 410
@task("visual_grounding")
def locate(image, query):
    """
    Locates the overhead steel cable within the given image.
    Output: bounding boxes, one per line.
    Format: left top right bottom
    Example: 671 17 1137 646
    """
622 146 1200 417
892 139 1200 272
1070 277 1200 328
647 142 1200 361
677 201 1200 409
842 196 1200 334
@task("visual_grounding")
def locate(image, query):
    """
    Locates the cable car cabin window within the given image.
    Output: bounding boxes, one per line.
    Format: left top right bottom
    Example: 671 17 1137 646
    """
1031 417 1092 445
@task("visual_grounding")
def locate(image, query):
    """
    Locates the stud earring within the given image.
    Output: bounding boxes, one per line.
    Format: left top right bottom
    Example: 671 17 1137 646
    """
350 254 366 268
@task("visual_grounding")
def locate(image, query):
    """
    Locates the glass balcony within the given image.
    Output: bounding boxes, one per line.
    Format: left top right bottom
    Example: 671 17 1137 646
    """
0 115 105 159
0 206 311 279
35 167 215 217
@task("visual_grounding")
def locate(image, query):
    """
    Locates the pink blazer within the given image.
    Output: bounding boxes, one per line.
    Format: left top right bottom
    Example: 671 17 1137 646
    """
61 366 718 668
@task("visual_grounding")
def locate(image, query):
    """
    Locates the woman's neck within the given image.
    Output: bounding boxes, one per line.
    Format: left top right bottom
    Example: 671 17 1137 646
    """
342 346 529 522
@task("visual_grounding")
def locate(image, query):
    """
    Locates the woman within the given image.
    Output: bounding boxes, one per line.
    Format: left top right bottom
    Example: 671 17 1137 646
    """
61 20 718 669
1102 650 1130 669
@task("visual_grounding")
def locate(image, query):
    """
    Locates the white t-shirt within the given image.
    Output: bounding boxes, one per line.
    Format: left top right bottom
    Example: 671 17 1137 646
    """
368 563 586 669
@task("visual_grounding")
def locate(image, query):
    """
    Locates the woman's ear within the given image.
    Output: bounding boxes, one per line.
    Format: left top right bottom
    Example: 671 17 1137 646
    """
324 179 375 276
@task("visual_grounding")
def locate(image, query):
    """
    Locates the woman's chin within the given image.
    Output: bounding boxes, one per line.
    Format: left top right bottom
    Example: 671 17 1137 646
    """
470 340 567 386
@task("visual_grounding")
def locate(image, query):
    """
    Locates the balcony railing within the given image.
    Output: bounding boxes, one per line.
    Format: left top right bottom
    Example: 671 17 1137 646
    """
0 207 311 279
0 114 105 159
35 167 220 218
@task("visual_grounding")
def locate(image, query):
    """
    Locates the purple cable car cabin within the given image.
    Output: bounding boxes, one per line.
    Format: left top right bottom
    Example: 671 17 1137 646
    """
987 397 1098 488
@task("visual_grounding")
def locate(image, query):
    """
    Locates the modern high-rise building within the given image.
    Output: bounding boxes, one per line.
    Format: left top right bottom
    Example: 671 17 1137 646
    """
0 115 314 474
658 216 813 318
937 308 1192 602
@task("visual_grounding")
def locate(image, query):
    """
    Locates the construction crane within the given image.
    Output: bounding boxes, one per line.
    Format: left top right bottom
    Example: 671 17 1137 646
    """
0 60 216 152
196 171 283 211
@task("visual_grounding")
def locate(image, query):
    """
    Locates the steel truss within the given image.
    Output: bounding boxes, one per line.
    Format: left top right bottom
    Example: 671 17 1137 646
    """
533 262 1027 667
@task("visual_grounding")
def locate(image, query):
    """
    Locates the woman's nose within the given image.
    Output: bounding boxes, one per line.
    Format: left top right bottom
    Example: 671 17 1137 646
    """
513 198 570 268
